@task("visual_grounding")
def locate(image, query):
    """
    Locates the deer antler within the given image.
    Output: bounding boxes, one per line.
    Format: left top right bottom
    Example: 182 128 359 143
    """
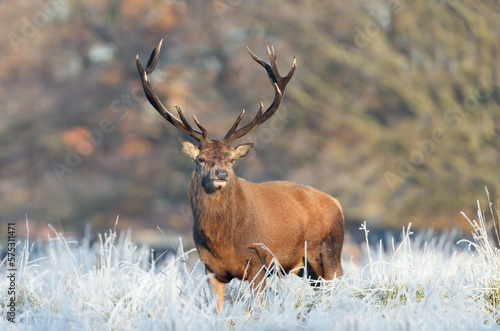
222 46 296 146
136 40 211 147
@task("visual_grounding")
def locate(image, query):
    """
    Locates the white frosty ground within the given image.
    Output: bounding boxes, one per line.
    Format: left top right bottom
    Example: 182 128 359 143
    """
1 199 499 330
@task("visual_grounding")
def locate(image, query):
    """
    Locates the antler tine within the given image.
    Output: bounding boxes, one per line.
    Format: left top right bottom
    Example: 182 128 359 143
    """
250 102 265 125
174 105 195 135
222 46 295 145
192 114 208 140
267 45 276 67
136 40 211 147
246 46 267 68
222 110 245 143
145 40 162 76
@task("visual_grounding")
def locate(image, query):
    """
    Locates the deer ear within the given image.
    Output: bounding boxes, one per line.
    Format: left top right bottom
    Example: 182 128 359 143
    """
179 139 201 159
233 143 253 159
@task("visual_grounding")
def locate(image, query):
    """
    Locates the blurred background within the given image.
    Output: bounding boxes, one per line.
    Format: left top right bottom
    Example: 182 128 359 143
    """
1 0 499 246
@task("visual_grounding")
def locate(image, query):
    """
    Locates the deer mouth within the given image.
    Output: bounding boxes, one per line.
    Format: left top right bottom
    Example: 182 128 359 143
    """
212 179 227 189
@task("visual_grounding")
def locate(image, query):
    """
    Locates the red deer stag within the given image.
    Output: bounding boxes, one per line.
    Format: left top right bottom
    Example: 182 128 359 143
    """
136 40 344 312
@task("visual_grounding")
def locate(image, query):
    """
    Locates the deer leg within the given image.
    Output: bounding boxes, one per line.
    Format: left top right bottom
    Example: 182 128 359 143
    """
309 240 343 281
319 251 343 280
326 233 345 279
248 272 266 312
244 247 269 308
206 269 226 313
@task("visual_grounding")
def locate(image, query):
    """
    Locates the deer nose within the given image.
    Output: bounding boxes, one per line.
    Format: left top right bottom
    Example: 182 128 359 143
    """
214 169 228 181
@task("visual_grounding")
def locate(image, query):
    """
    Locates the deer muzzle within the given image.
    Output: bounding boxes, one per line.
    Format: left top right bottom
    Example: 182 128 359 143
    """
211 169 228 189
214 169 228 181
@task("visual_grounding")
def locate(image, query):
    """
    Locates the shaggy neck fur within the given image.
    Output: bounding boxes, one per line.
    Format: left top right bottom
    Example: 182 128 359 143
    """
190 171 247 254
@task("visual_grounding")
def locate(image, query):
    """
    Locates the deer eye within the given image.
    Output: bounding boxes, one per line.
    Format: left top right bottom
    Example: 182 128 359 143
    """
230 159 235 164
198 158 205 164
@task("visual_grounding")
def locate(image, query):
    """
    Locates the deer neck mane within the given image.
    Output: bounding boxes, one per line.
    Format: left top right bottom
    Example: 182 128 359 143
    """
189 172 247 247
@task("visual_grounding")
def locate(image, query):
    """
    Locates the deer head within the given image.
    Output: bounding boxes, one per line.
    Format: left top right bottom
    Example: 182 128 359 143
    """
179 139 253 193
136 40 296 194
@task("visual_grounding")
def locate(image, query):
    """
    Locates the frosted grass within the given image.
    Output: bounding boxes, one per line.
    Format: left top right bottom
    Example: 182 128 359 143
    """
1 198 499 330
